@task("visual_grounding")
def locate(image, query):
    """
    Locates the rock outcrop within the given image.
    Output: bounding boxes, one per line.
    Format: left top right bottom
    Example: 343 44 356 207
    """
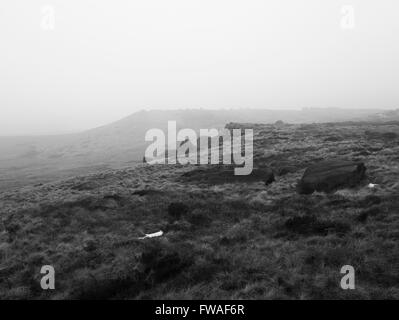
182 165 275 185
297 160 366 194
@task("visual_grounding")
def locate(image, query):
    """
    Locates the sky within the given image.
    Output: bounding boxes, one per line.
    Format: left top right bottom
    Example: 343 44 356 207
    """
0 0 398 135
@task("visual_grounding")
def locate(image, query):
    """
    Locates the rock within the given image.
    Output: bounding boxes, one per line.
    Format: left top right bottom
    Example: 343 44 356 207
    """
264 171 275 185
297 160 366 194
182 166 275 185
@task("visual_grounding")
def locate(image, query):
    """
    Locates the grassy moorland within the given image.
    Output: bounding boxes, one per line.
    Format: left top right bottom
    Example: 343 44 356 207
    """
1 121 399 299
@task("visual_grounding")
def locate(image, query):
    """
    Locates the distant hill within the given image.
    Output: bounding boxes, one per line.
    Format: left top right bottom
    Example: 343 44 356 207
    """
0 108 390 190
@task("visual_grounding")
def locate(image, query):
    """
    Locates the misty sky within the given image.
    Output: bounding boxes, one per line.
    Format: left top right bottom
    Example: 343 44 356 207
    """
1 0 399 135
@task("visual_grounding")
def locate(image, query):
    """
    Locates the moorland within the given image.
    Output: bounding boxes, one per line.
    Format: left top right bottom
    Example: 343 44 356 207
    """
1 120 399 299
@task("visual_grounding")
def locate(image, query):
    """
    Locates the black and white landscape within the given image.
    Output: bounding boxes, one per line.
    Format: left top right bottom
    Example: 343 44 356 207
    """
1 1 399 300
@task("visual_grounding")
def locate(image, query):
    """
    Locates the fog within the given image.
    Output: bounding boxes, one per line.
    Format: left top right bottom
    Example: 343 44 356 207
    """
1 0 398 135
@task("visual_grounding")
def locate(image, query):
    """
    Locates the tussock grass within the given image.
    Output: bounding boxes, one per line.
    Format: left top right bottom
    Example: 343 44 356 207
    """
1 122 399 299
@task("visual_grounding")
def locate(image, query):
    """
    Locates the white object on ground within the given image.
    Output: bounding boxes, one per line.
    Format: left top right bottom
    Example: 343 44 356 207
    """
368 183 378 188
138 230 164 240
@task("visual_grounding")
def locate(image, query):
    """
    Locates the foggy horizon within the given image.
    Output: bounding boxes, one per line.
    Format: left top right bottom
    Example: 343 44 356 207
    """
0 106 394 137
1 0 399 135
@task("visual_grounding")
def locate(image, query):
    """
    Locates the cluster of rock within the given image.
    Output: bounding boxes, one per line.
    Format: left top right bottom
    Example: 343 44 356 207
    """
180 157 367 194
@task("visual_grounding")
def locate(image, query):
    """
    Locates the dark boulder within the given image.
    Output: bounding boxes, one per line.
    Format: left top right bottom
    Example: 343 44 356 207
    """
182 165 274 185
297 160 366 194
263 171 275 185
